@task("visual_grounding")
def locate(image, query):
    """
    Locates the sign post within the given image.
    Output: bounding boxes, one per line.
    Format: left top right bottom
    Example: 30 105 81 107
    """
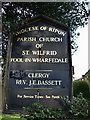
5 15 72 109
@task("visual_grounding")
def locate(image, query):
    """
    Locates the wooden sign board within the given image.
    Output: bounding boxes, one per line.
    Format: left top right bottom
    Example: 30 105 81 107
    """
5 15 72 109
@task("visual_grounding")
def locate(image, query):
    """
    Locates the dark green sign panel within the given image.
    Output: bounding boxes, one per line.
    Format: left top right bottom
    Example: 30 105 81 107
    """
6 15 72 109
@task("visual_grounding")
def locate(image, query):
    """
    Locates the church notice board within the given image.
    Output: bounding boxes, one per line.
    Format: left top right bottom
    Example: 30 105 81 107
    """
6 15 72 109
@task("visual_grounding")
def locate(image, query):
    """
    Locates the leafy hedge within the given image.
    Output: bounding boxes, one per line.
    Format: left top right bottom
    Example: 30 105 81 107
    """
73 80 90 100
21 93 89 120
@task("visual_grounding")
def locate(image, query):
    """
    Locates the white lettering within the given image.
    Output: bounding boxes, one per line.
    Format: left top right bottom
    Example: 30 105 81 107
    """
49 27 66 36
17 37 36 41
28 73 50 78
10 58 68 63
32 50 57 56
39 37 63 42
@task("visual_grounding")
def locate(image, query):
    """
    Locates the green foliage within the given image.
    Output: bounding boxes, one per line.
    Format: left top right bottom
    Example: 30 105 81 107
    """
21 102 66 120
70 93 89 119
88 100 90 118
73 80 90 100
0 94 89 120
21 93 89 120
0 114 21 119
60 94 89 119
